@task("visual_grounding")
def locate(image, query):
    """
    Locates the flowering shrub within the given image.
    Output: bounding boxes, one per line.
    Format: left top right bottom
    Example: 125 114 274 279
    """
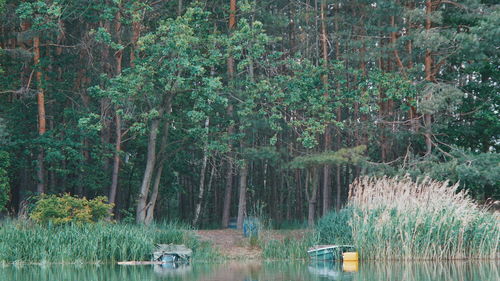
30 194 113 225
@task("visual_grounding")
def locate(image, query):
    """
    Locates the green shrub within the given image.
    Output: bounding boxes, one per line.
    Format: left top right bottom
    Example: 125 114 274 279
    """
30 194 113 225
315 207 353 245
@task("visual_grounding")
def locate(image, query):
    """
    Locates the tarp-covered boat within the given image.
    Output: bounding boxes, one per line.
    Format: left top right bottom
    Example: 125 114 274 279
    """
307 245 358 261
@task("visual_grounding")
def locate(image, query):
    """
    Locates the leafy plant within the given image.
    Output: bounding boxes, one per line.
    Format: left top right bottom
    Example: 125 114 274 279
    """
315 207 353 245
30 194 113 225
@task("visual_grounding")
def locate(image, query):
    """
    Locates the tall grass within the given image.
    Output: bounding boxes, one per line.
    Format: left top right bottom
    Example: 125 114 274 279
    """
347 176 500 260
261 233 317 260
0 220 218 264
315 207 353 245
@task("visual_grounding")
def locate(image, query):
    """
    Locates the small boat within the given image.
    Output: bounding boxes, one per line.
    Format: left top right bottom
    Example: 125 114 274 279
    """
153 244 192 263
307 245 358 261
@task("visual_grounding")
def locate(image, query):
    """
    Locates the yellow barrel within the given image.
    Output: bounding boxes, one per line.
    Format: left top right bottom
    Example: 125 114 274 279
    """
342 251 359 262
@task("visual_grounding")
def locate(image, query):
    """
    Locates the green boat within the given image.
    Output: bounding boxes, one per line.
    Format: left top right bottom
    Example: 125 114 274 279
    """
307 245 358 261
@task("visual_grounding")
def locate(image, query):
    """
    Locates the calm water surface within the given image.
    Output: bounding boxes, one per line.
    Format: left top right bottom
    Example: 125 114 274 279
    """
1 261 498 281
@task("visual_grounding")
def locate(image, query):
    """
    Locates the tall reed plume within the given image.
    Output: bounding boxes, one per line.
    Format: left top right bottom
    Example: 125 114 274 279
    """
347 176 499 260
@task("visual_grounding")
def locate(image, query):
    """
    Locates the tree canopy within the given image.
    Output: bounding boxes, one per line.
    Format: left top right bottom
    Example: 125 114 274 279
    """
0 0 498 226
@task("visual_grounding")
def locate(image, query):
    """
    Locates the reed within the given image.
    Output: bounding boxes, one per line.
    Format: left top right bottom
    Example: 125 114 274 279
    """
261 233 317 260
315 207 353 245
347 176 500 260
0 220 218 264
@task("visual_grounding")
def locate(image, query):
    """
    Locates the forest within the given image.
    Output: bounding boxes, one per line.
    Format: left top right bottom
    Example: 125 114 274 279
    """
0 0 498 228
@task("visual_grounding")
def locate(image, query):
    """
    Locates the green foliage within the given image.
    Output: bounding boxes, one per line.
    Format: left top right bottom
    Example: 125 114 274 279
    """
0 220 218 263
418 83 464 115
30 194 113 225
391 149 500 200
1 0 499 229
289 146 366 169
16 0 62 32
0 151 9 212
315 208 353 245
261 233 317 260
365 148 500 200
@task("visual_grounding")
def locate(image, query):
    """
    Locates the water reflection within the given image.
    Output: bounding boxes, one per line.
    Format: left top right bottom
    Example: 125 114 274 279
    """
354 261 500 281
153 262 192 277
0 260 498 281
307 261 355 281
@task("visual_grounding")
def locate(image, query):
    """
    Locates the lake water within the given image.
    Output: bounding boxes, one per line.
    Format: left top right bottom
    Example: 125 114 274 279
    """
1 260 498 281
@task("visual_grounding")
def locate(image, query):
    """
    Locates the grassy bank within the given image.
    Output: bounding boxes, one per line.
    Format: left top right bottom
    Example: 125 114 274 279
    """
316 176 500 260
0 220 218 264
261 233 317 260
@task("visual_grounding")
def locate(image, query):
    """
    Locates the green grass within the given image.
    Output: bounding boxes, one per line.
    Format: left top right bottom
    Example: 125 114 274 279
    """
0 220 219 264
315 207 353 245
261 233 317 260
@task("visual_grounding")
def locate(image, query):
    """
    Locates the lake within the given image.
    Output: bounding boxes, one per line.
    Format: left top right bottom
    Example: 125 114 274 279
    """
1 260 498 281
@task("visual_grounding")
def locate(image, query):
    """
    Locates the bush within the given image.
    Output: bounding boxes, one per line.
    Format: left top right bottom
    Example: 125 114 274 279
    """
315 207 353 245
30 194 113 225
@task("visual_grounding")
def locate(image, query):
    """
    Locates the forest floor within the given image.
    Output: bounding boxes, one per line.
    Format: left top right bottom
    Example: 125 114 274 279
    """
196 229 307 260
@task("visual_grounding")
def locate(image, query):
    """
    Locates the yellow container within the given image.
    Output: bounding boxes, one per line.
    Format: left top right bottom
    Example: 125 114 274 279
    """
343 261 359 272
342 251 359 262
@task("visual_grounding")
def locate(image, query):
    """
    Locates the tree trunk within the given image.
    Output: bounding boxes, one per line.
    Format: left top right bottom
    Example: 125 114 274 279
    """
221 0 237 228
33 35 46 194
178 0 183 16
236 159 248 229
307 168 318 227
141 96 172 224
109 8 123 208
406 1 418 132
100 18 112 172
221 141 234 227
193 117 210 225
424 0 433 155
296 169 303 219
334 4 342 211
320 0 331 216
130 13 141 67
109 113 121 206
201 161 216 225
144 163 163 225
136 118 161 223
335 165 342 210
